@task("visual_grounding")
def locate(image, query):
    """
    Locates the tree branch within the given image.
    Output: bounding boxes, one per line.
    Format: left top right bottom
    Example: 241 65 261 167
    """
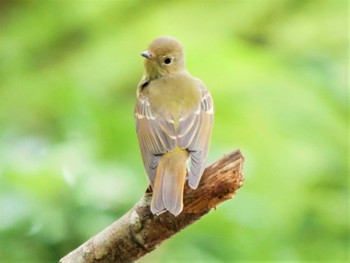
59 150 244 263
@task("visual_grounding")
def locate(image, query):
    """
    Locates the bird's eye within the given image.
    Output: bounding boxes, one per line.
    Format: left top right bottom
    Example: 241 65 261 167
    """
163 58 173 65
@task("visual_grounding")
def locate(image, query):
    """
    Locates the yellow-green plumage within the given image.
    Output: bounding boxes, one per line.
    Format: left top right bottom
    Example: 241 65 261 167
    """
148 74 201 127
135 36 214 216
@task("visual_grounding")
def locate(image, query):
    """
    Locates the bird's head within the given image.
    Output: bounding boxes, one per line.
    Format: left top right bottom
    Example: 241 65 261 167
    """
141 36 185 79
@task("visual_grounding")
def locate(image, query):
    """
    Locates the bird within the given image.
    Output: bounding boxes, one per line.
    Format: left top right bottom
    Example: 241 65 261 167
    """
135 36 214 216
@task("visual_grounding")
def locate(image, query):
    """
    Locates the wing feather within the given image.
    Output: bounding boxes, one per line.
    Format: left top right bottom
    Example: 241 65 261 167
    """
135 95 176 187
177 83 214 189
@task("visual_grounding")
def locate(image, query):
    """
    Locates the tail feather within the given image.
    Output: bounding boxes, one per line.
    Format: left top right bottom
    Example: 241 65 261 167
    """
151 151 187 216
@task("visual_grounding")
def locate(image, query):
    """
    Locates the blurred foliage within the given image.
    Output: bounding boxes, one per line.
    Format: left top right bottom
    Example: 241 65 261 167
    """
0 0 348 262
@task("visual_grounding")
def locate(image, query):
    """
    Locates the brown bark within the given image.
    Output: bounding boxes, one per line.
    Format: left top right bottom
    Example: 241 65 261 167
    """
59 150 244 263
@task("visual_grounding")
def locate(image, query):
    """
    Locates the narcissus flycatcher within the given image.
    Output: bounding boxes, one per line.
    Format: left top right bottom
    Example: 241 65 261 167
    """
135 36 214 216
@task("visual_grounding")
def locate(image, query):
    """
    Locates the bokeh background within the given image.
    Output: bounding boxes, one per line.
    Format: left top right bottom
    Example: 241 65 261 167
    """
0 0 348 262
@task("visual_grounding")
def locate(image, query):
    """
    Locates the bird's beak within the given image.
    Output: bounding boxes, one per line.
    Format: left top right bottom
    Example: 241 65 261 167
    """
141 50 153 60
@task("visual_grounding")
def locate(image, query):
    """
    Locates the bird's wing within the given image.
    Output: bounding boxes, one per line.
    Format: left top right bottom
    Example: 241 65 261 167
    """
135 94 177 187
177 83 214 189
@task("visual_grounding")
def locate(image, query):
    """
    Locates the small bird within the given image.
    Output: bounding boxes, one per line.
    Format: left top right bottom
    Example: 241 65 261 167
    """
135 36 214 216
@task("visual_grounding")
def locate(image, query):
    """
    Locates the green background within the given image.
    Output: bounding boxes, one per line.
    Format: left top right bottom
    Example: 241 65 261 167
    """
0 0 348 262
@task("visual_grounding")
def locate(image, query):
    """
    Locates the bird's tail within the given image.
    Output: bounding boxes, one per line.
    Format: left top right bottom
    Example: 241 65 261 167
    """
151 149 188 216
